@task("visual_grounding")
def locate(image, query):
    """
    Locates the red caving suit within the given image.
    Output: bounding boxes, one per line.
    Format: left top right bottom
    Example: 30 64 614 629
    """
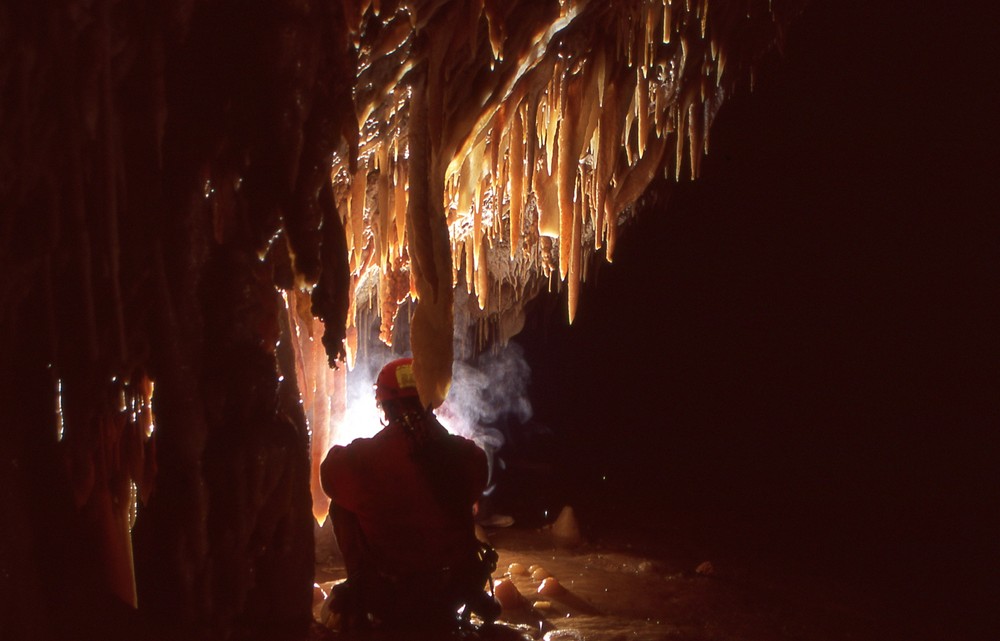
320 416 488 582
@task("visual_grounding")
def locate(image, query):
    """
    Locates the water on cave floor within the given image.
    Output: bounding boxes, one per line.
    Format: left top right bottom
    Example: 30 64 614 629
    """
311 521 923 641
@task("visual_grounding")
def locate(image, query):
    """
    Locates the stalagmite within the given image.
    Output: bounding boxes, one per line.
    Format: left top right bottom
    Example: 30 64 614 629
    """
552 505 583 547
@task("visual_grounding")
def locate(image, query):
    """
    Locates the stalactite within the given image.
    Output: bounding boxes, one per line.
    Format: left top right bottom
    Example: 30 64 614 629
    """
688 99 704 179
477 232 490 311
567 176 583 323
376 145 392 268
406 53 453 408
557 114 574 279
637 67 650 159
350 165 368 269
509 106 525 256
288 289 334 525
393 160 408 260
525 92 539 194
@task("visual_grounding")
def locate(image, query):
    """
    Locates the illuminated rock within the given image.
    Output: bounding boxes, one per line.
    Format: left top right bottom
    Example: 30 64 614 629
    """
552 505 583 547
330 0 806 388
537 576 563 596
493 577 526 610
312 583 328 610
531 566 552 581
695 561 716 576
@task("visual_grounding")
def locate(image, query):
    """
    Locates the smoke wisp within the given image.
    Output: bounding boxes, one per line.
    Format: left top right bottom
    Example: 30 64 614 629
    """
332 343 534 490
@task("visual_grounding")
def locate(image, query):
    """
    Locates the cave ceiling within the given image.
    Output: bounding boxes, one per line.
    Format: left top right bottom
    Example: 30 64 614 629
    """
320 0 803 404
1 0 804 405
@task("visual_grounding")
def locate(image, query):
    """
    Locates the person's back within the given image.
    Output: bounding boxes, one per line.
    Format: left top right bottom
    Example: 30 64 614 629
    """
321 411 487 574
319 358 497 629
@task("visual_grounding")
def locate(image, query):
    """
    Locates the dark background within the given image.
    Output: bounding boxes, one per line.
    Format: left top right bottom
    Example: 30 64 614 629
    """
512 0 997 637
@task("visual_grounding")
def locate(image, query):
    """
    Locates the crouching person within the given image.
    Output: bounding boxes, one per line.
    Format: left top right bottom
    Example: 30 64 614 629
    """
320 358 500 632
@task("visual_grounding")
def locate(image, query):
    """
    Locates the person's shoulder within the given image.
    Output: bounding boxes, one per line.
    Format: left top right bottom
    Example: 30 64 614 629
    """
446 432 487 456
325 436 376 463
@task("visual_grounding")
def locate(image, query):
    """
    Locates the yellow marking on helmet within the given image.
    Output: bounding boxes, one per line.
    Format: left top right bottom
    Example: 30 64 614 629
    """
395 363 417 389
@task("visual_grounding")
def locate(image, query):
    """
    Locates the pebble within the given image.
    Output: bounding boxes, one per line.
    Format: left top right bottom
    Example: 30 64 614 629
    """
493 577 525 610
537 576 563 596
695 561 716 576
531 566 551 581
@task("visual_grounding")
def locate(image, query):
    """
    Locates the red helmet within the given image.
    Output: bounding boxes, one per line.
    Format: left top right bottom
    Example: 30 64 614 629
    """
375 357 420 403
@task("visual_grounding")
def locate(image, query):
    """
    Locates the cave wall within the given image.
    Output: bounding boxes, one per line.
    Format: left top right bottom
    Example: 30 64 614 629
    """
1 1 352 638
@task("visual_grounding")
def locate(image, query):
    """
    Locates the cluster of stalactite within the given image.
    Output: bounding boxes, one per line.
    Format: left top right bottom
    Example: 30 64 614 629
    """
336 0 802 408
0 0 801 639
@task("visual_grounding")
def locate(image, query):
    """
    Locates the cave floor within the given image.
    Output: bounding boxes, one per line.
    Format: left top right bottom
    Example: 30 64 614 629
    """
311 521 920 641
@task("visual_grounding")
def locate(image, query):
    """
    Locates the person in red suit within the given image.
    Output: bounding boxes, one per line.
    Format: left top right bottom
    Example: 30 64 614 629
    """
320 357 500 631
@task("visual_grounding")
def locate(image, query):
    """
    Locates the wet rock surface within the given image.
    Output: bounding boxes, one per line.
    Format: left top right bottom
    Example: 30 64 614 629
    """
312 523 922 641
